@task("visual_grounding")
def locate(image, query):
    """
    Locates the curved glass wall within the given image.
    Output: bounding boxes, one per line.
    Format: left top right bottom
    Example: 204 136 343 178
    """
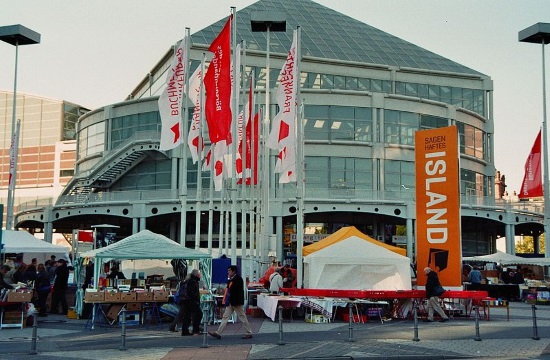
305 156 373 190
304 105 373 142
111 111 160 150
78 122 105 159
110 159 172 191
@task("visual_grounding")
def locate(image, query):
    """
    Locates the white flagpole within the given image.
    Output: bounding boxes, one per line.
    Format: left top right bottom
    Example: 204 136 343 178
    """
194 53 205 250
295 27 305 288
260 24 272 270
180 29 191 244
240 42 248 258
230 7 239 264
218 182 225 255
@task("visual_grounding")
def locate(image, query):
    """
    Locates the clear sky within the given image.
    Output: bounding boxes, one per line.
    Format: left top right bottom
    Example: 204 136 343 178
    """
0 0 547 194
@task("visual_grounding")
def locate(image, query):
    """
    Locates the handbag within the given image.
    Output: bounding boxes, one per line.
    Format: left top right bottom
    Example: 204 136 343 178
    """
434 284 445 296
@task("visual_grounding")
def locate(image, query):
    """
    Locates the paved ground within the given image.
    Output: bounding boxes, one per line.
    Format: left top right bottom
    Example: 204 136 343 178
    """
1 301 550 359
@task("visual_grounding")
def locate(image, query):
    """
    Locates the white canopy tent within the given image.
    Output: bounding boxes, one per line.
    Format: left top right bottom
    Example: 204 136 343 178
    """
80 229 212 288
463 250 550 266
303 236 412 290
1 230 70 264
78 230 212 317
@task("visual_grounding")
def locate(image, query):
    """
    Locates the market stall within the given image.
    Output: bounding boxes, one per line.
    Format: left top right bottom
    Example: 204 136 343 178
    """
77 230 212 320
1 230 69 264
303 234 411 290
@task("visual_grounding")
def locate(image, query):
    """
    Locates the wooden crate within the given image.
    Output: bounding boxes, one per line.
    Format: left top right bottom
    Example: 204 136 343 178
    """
136 292 153 302
104 291 121 302
120 292 137 302
6 291 33 303
153 290 169 302
84 290 105 302
126 302 142 311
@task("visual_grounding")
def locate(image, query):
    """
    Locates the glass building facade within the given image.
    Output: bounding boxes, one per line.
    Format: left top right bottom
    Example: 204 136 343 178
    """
15 0 544 260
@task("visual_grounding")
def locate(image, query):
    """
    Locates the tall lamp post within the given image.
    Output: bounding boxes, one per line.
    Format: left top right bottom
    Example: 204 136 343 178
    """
0 25 41 232
519 23 550 258
250 11 286 264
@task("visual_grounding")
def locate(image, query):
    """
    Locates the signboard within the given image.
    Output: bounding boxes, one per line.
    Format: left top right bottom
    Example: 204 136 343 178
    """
415 125 462 287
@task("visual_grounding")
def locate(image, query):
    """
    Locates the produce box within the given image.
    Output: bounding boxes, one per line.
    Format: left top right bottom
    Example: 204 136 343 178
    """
104 291 121 302
153 290 169 302
6 291 33 303
136 291 153 302
126 302 142 311
305 313 329 323
84 290 105 302
120 292 137 302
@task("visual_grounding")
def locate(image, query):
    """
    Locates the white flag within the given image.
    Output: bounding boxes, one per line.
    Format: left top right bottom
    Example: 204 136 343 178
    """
187 66 203 163
266 30 298 183
158 37 187 150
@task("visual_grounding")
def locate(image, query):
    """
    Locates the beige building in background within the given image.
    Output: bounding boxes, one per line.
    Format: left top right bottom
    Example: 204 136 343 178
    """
0 89 89 241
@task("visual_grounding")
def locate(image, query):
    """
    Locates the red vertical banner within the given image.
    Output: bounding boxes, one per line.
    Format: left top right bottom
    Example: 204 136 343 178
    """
415 125 462 288
519 130 543 199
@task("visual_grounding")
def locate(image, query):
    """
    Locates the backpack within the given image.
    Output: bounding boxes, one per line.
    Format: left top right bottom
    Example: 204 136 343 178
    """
174 280 188 304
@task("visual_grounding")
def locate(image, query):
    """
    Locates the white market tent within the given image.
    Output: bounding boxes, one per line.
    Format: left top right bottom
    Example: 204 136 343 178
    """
463 250 550 266
1 230 69 264
303 235 412 290
80 229 212 287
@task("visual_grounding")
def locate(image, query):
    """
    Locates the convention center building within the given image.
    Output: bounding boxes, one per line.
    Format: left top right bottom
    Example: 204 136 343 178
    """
14 0 544 261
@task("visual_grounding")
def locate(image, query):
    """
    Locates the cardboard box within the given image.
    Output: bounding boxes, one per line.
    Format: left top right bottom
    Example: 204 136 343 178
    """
119 292 137 302
67 308 78 319
84 290 105 302
7 291 33 303
107 304 124 320
104 291 121 302
153 290 169 302
305 314 329 323
136 292 153 302
126 302 142 312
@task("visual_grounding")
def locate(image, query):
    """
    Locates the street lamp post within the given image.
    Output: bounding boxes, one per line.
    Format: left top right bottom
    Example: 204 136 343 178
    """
519 23 550 258
250 11 286 265
0 24 41 231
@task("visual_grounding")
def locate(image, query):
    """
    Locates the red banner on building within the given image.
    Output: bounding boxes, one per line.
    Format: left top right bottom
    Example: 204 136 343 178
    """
415 125 462 288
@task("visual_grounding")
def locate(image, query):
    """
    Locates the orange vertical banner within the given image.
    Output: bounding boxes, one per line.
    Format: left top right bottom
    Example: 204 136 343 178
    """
415 125 462 288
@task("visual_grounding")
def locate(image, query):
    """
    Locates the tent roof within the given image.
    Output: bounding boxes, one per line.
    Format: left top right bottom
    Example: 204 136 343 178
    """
1 230 68 254
80 230 211 260
302 226 406 257
304 236 409 263
463 250 550 266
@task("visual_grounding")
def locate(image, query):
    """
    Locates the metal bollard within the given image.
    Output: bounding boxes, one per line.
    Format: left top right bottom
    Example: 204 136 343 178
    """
120 308 127 351
347 303 355 342
278 306 285 345
29 312 38 355
531 304 540 340
412 300 419 342
473 305 481 341
201 302 210 348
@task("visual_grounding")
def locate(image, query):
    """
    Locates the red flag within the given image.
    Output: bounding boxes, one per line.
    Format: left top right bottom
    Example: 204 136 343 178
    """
519 130 543 198
204 15 233 144
237 78 259 185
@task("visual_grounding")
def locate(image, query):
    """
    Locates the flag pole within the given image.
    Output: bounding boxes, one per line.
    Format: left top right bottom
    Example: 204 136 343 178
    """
295 27 305 288
230 7 239 263
194 52 204 250
240 42 248 259
180 29 191 244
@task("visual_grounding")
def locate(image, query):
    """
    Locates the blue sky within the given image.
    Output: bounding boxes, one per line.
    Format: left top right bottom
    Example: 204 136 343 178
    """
0 0 547 193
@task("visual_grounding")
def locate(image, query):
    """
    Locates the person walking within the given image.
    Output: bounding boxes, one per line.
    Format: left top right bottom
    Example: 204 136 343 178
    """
208 265 253 339
180 269 203 336
423 267 449 323
51 259 69 315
